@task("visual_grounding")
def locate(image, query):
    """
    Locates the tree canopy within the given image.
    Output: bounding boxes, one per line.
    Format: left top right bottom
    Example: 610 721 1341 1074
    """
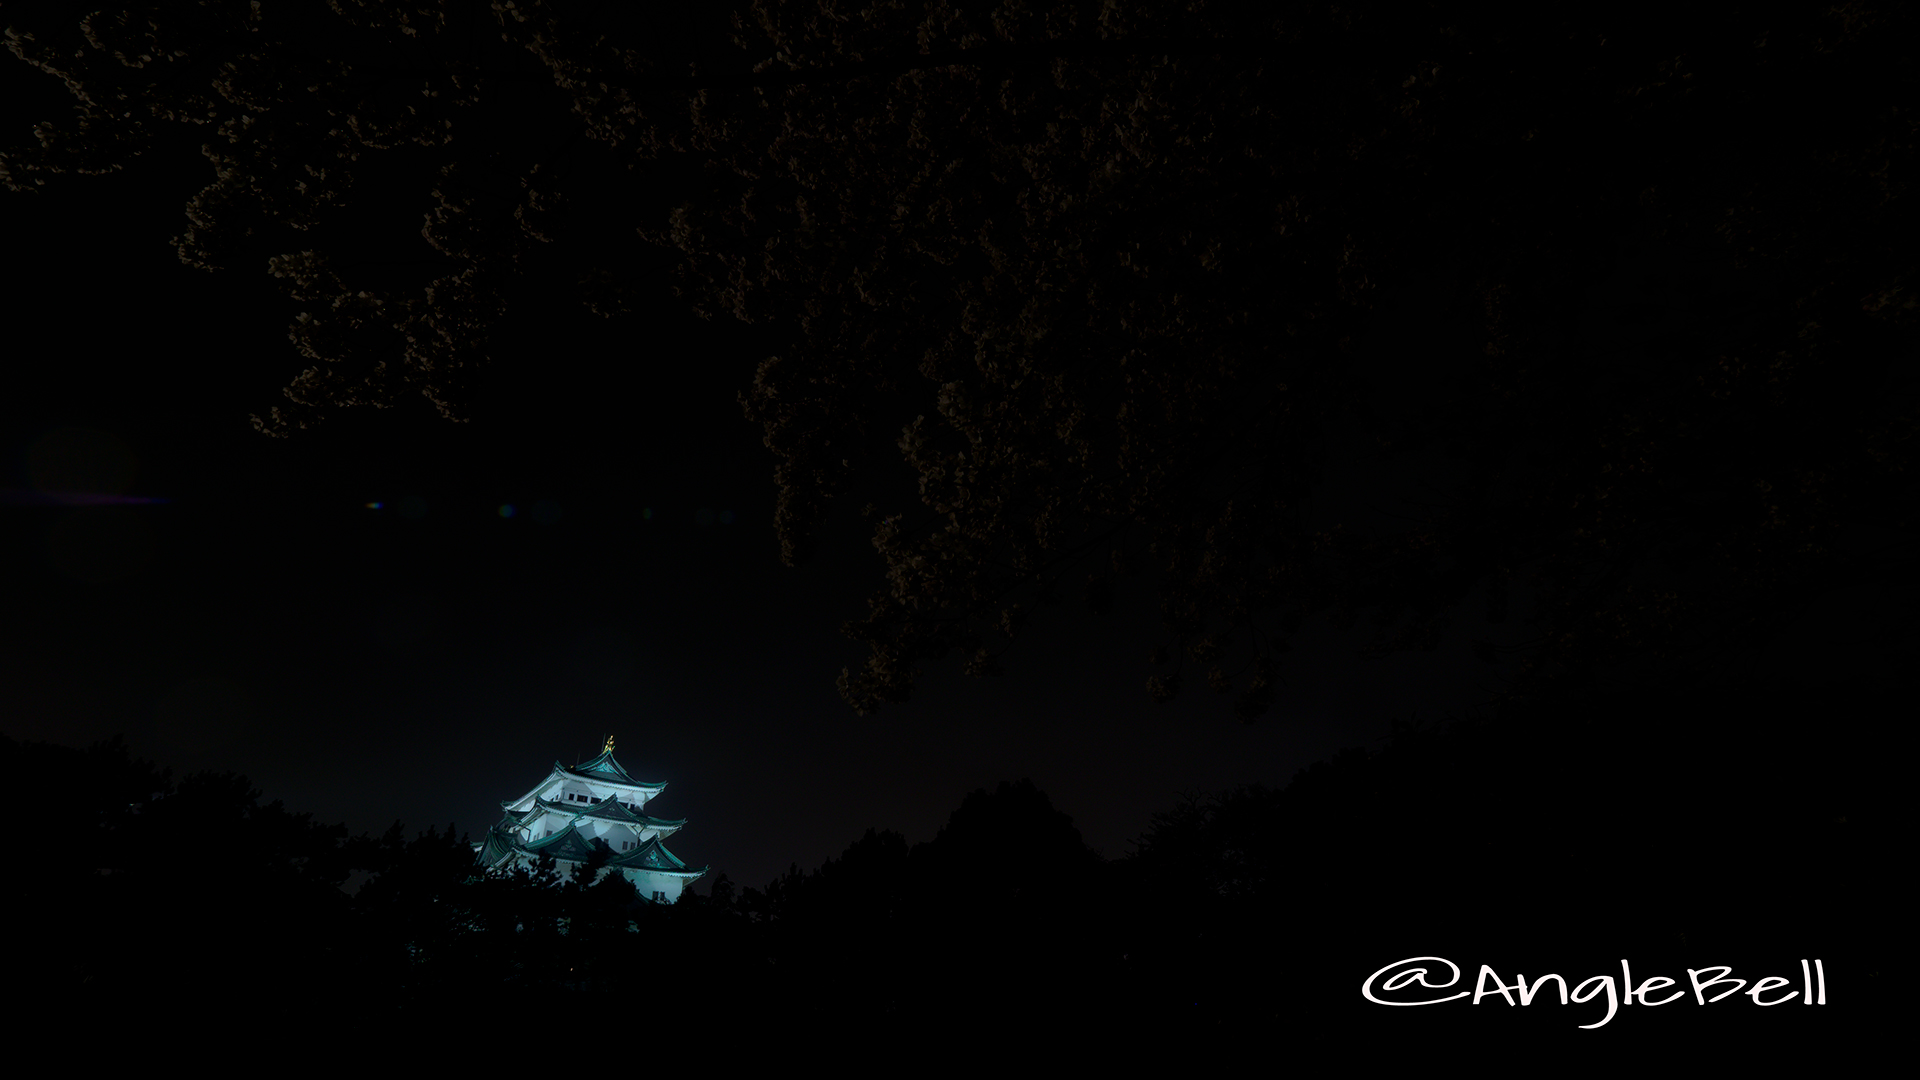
7 0 1914 718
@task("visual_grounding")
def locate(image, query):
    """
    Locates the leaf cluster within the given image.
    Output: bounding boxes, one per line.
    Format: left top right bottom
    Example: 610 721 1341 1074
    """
8 1 1915 719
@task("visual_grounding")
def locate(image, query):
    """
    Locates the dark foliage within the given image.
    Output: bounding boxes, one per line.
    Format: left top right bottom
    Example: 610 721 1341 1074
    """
3 714 1885 1060
7 2 1912 719
0 732 359 1043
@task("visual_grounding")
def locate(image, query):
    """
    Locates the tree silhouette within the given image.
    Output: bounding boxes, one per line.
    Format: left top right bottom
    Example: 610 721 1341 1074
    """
1 732 1878 1053
6 1 1913 719
0 733 379 1043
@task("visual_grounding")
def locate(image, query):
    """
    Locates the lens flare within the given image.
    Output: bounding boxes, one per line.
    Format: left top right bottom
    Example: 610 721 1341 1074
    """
0 490 168 505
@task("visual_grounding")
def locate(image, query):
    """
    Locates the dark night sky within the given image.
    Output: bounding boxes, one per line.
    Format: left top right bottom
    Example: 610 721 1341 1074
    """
0 38 1894 899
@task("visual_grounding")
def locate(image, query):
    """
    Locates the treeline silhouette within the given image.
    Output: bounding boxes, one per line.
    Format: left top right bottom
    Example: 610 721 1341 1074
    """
6 677 1886 1058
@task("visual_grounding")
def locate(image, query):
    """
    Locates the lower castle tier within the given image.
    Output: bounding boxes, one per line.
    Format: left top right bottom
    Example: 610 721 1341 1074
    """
474 743 707 903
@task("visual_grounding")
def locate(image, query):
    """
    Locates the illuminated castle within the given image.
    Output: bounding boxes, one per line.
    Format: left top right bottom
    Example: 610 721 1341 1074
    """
474 737 707 902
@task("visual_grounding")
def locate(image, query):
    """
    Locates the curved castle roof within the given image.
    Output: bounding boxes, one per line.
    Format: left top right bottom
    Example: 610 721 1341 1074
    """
476 741 707 896
557 749 666 791
503 749 668 813
498 822 705 880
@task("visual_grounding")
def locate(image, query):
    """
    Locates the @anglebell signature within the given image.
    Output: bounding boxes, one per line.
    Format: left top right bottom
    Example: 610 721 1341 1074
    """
1362 956 1828 1030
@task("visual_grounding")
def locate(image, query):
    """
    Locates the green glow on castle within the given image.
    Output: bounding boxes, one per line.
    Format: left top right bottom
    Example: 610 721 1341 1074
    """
473 737 707 902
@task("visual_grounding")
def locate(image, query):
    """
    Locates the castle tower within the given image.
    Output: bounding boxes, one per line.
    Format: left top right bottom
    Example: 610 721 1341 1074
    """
474 737 707 902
